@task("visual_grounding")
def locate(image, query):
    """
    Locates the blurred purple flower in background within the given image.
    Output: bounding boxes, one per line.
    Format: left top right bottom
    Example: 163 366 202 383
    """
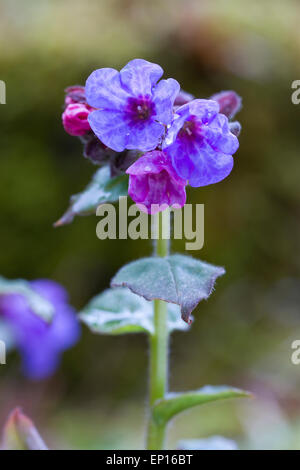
163 99 239 187
85 59 180 152
127 150 186 214
0 280 80 380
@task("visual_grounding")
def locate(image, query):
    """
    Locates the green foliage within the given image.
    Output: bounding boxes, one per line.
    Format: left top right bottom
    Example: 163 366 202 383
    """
152 386 251 426
79 287 189 335
111 255 225 323
55 166 128 226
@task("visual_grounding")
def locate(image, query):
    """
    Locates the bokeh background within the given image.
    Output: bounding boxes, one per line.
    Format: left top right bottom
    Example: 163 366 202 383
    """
1 0 300 450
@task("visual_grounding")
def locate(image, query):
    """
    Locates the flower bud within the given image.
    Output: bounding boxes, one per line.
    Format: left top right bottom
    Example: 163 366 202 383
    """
62 103 92 136
229 121 242 137
174 89 194 107
210 90 242 119
64 85 86 105
110 150 139 177
80 133 113 165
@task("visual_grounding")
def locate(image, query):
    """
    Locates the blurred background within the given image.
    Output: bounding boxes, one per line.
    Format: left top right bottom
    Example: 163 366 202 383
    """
1 0 300 450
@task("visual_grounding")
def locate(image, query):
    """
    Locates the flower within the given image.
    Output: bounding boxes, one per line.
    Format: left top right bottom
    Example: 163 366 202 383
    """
85 59 180 153
126 150 186 214
163 99 239 187
62 102 93 136
0 280 80 380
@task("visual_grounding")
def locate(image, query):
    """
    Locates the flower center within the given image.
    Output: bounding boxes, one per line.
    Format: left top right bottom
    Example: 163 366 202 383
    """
126 95 155 122
178 117 199 140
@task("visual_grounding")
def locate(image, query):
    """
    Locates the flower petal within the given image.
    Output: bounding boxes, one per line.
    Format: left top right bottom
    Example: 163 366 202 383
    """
204 113 239 154
120 59 163 96
163 104 191 148
126 119 165 152
188 99 219 123
85 68 130 110
88 109 131 152
167 139 234 187
152 78 180 124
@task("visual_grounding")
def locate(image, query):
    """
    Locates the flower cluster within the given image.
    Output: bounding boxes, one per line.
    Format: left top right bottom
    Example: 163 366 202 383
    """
0 280 80 380
62 59 241 214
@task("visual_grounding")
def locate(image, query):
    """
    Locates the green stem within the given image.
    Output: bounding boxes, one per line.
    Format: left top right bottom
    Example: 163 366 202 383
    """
147 210 170 450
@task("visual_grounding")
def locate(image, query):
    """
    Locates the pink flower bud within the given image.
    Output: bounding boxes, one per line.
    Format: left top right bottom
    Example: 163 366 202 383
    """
62 103 92 136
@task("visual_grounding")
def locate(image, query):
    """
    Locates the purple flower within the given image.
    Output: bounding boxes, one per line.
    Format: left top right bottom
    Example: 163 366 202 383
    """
163 99 239 187
62 103 93 136
85 59 180 153
0 280 80 380
126 150 186 214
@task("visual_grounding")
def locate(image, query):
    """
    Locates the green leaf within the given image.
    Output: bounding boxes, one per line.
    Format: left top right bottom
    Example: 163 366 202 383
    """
178 436 238 450
79 287 189 335
152 386 252 426
54 166 128 226
0 276 54 322
111 254 225 323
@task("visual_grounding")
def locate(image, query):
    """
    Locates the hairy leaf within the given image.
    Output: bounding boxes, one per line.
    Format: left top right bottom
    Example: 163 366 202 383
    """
111 255 225 323
79 287 189 335
54 166 128 226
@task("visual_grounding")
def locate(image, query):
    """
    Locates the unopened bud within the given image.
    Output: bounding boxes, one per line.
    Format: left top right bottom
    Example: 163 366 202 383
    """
210 90 242 119
62 103 92 136
174 90 194 107
64 85 86 105
229 121 242 137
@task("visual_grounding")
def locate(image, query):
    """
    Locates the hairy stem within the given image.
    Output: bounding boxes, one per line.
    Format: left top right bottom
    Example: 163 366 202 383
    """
147 210 170 450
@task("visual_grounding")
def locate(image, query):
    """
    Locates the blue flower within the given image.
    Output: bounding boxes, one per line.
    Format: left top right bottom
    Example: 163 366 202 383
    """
0 280 80 380
85 59 179 152
163 99 239 187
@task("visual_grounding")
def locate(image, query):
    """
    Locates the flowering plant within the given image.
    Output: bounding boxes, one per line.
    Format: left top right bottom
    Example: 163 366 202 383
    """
0 59 250 450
